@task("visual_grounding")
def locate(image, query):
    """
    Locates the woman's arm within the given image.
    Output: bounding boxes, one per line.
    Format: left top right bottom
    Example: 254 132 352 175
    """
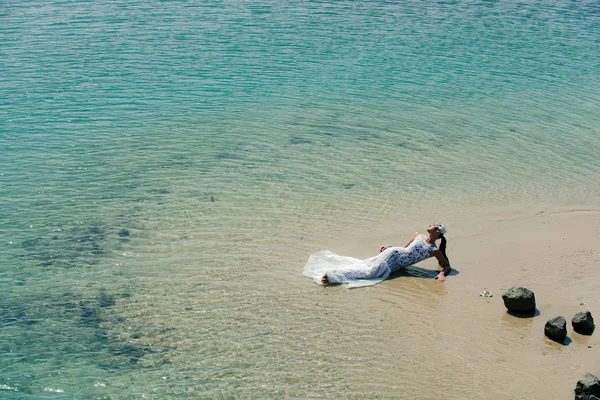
432 249 451 282
404 232 420 247
380 232 420 253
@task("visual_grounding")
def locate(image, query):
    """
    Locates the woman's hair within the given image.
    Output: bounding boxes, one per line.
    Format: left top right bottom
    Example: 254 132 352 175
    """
439 235 450 265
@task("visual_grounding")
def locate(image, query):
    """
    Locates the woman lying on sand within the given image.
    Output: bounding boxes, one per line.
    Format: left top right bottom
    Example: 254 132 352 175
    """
303 223 451 287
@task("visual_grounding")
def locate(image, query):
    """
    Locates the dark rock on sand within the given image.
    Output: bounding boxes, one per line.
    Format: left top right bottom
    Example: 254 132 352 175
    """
502 286 536 313
575 373 600 400
572 311 595 334
545 316 567 343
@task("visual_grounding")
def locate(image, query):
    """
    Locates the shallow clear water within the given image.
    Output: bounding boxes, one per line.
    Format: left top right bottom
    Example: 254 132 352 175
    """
1 0 600 398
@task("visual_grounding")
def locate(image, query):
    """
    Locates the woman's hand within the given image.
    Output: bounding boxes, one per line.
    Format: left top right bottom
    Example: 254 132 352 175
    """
379 246 390 253
434 272 446 282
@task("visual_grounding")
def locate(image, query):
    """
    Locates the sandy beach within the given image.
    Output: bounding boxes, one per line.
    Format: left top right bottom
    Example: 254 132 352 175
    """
307 202 600 398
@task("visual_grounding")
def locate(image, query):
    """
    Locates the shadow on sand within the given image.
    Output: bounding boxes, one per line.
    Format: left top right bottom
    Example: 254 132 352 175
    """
321 266 460 287
388 266 461 280
506 309 541 318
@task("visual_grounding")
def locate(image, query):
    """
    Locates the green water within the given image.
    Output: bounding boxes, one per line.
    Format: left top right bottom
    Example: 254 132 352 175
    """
1 0 599 398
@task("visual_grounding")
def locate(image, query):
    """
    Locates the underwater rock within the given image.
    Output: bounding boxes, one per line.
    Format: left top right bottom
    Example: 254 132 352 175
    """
111 343 172 364
545 316 567 343
342 183 355 189
572 311 595 334
89 226 104 235
119 343 145 357
110 343 145 364
575 373 600 400
119 229 130 237
99 291 116 308
80 303 101 327
290 136 313 145
502 286 536 313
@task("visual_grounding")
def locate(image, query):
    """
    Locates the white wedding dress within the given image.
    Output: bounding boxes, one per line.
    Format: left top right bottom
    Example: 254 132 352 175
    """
303 234 437 288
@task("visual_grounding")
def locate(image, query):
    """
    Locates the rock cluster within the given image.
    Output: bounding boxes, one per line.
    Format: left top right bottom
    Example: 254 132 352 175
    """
501 287 595 341
499 287 597 397
541 311 595 344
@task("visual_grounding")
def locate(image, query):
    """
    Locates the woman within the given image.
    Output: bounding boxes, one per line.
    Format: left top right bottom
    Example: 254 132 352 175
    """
303 223 451 287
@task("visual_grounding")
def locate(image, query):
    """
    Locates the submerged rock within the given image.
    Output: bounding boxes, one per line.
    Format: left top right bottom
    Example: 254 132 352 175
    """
575 373 600 400
118 343 145 357
80 302 101 327
89 226 104 235
289 136 313 145
99 290 116 308
572 311 595 334
545 316 567 343
502 286 536 313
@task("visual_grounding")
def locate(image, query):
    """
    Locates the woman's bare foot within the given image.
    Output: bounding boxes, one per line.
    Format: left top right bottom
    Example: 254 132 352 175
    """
320 274 329 285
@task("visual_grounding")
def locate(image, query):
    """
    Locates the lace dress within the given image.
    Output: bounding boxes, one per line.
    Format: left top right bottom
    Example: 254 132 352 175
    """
303 234 437 287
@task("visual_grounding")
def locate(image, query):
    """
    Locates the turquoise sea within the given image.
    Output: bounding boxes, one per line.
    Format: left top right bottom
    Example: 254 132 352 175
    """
1 1 600 398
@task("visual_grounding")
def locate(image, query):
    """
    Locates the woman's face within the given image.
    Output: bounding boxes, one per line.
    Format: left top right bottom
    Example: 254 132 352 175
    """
427 222 442 234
